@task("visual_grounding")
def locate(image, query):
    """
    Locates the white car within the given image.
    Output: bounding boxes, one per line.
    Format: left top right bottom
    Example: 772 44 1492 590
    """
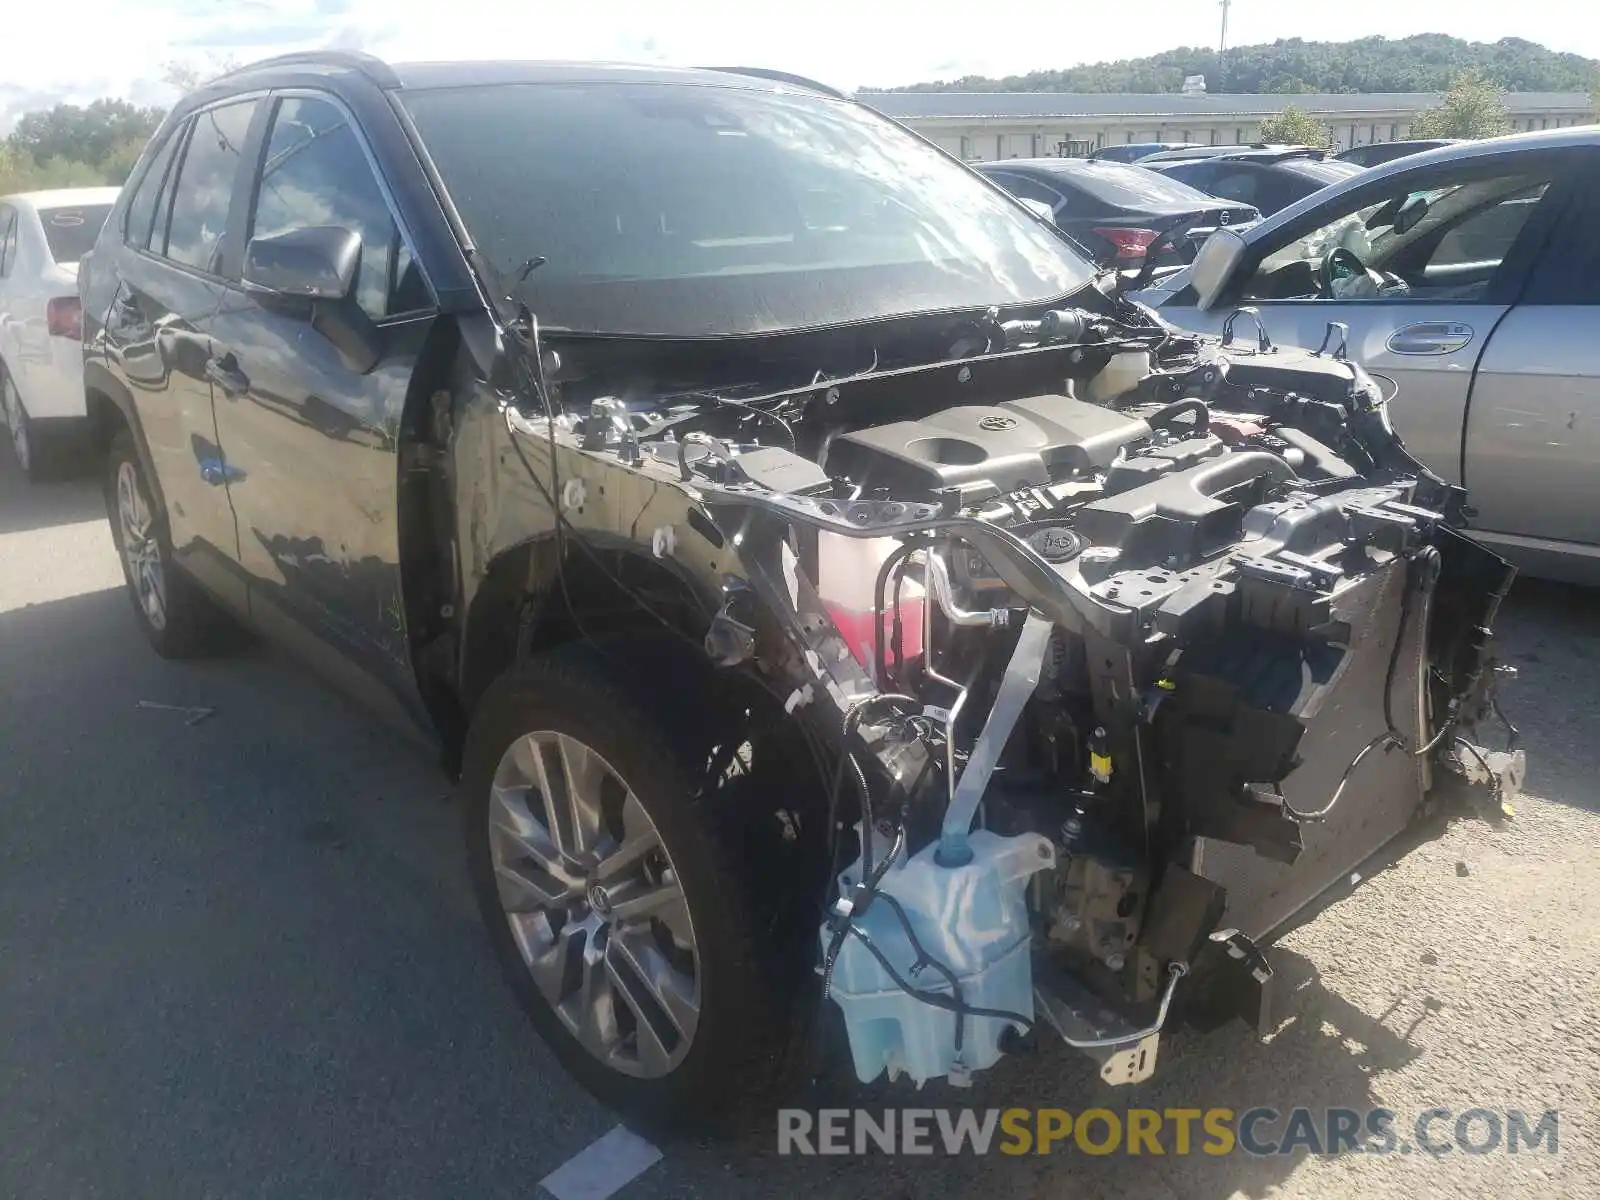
0 187 120 480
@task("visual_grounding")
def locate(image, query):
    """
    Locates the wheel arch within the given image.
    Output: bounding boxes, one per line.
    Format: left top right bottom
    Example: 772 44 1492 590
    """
82 362 167 516
457 536 720 731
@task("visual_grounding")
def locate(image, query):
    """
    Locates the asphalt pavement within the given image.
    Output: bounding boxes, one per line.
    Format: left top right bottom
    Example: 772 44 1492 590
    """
1 452 1595 1199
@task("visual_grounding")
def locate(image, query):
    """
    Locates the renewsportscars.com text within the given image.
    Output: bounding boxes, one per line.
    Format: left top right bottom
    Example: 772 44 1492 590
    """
777 1107 1560 1157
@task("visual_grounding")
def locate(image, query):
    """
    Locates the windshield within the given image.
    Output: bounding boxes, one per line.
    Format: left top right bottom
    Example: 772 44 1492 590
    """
1056 163 1214 208
38 204 114 265
400 82 1095 337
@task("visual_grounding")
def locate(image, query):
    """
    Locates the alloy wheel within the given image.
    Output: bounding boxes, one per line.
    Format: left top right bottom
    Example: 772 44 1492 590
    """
3 376 29 473
489 731 701 1079
116 459 167 631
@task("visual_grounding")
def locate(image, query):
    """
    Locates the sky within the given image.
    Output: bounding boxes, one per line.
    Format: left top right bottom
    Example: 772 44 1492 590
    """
3 0 1597 133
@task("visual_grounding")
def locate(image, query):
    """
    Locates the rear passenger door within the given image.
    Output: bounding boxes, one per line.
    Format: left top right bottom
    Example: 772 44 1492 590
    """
205 92 436 713
1461 148 1600 562
100 99 264 607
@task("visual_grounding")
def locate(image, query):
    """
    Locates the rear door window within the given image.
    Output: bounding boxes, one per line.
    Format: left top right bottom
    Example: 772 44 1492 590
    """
39 205 115 265
0 206 16 277
164 100 259 275
124 130 182 250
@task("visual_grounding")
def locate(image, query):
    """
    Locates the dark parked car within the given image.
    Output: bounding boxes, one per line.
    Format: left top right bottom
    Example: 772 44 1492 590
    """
976 157 1259 269
1335 138 1465 168
1135 142 1320 163
1089 141 1202 163
79 51 1521 1133
1142 146 1365 215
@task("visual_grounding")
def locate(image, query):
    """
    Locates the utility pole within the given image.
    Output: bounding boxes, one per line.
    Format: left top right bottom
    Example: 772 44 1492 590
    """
1218 0 1232 91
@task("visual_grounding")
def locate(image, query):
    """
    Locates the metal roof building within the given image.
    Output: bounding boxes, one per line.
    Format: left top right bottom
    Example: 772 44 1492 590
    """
854 89 1595 159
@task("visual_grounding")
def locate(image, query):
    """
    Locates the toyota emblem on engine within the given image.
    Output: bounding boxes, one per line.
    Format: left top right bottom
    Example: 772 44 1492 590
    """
978 415 1017 431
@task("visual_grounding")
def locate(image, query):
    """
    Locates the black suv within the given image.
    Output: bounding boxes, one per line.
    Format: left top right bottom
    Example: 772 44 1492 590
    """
79 52 1518 1132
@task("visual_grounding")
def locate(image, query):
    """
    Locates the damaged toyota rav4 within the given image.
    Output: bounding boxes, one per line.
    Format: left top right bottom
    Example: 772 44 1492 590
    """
82 54 1524 1129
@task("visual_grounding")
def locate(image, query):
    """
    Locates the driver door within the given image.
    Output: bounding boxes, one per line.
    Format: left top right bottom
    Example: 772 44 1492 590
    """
1176 153 1581 486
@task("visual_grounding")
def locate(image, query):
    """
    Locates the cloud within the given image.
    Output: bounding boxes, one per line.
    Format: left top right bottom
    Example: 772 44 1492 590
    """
3 0 1598 139
169 20 331 48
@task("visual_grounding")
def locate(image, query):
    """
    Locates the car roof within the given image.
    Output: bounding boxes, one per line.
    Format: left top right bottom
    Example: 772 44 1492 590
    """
0 186 121 210
978 157 1129 176
208 52 841 98
1144 145 1324 164
1226 126 1600 242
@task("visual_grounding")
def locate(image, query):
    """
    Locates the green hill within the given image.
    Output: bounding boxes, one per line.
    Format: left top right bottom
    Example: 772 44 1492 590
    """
888 34 1599 94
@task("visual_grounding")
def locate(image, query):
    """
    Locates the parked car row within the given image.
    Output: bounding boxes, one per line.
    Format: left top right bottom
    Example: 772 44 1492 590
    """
973 157 1260 270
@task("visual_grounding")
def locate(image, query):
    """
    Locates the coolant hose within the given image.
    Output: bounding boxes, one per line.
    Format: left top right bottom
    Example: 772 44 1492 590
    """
1146 398 1210 436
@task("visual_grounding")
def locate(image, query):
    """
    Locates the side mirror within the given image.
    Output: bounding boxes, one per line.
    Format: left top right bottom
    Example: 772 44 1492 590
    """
242 226 361 301
1191 228 1248 312
1018 197 1056 225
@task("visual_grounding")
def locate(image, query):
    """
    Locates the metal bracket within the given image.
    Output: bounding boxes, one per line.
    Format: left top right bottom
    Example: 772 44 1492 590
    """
1445 738 1526 800
1314 320 1350 361
938 612 1054 862
1221 306 1274 355
1032 960 1187 1085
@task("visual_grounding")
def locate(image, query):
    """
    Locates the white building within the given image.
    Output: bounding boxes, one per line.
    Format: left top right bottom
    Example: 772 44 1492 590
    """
857 89 1596 160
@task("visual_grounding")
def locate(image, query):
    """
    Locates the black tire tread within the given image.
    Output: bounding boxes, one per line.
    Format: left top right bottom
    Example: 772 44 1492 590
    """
458 641 798 1136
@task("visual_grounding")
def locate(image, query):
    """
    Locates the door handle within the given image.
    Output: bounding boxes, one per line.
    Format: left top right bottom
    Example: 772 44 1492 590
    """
1386 321 1473 356
204 353 250 396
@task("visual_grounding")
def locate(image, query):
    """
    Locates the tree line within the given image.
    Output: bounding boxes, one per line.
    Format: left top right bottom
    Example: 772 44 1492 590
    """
0 57 237 196
887 34 1599 96
1256 73 1560 146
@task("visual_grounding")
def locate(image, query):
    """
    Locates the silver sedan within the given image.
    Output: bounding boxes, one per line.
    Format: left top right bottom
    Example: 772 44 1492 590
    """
1136 127 1600 584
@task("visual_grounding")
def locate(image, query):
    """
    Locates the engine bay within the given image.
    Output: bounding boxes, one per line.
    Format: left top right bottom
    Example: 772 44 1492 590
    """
511 292 1521 1092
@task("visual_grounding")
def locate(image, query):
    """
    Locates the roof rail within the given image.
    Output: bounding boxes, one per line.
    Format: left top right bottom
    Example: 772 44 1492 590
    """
703 66 850 102
212 50 399 88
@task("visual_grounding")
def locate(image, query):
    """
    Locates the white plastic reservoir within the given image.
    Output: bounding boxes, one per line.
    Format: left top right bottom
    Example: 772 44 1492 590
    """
824 828 1055 1086
815 532 925 682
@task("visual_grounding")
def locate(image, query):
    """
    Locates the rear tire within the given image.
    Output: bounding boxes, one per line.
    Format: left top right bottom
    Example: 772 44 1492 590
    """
105 429 238 658
2 365 50 483
458 644 805 1134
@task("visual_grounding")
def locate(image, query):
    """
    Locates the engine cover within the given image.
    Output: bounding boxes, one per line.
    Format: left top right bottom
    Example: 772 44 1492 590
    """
826 393 1151 500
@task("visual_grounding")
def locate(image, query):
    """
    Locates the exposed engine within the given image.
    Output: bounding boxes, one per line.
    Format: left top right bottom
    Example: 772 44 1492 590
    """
529 298 1521 1093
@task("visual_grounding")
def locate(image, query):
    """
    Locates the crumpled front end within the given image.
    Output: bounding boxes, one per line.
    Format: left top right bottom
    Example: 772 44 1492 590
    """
478 300 1521 1093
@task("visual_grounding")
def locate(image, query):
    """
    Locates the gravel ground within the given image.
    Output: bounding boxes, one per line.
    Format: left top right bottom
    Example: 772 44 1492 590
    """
1 458 1595 1199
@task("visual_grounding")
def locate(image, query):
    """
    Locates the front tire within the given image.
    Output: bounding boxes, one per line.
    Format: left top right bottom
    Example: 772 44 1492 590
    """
458 647 796 1133
105 429 236 658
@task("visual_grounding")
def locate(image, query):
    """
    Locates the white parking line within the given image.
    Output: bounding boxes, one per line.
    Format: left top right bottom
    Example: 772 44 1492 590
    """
539 1124 664 1200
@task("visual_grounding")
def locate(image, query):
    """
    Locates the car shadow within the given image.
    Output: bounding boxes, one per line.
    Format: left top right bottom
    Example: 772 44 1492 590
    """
1491 577 1600 813
0 453 106 535
673 946 1427 1198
